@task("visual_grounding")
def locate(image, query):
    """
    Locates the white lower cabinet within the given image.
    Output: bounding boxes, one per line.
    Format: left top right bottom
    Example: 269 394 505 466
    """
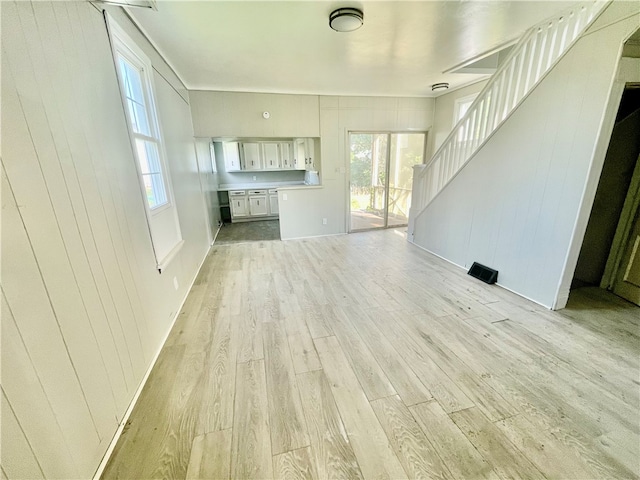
228 188 280 221
229 191 248 218
268 189 279 215
249 192 268 216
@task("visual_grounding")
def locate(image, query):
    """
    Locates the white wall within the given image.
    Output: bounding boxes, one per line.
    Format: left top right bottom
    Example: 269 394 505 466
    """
194 138 222 241
280 96 435 239
189 90 320 137
412 5 640 309
1 2 213 478
428 81 489 158
188 93 434 239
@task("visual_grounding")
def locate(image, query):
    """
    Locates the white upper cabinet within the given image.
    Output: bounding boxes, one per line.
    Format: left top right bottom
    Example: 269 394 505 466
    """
305 138 315 171
293 138 307 170
223 142 242 171
242 142 262 170
219 138 317 172
294 138 315 170
279 142 293 169
262 143 281 170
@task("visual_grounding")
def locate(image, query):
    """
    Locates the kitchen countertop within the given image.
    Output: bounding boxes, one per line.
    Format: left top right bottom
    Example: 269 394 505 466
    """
218 181 320 191
277 184 322 190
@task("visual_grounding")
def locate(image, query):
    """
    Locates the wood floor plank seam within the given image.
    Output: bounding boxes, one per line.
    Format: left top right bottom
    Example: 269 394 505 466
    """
296 369 365 480
262 320 311 455
368 308 474 413
409 400 500 480
314 307 396 402
345 306 434 406
399 312 516 421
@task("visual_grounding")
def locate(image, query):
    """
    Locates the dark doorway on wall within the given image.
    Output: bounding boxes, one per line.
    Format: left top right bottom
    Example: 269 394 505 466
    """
571 85 640 301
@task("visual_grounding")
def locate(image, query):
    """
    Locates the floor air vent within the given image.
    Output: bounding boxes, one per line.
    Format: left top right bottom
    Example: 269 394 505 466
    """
468 262 498 284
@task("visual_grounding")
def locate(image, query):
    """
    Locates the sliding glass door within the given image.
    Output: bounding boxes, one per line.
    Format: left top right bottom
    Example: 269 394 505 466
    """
349 132 426 231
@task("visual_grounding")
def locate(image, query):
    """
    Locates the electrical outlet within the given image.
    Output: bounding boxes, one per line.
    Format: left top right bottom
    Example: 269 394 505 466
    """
173 277 179 290
322 218 327 225
283 193 288 201
252 175 257 180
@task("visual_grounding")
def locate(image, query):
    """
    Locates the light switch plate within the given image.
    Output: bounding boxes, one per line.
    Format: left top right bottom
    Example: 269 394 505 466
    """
283 193 288 201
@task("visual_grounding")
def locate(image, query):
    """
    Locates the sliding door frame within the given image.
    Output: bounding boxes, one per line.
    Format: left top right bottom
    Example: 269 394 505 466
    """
346 130 428 233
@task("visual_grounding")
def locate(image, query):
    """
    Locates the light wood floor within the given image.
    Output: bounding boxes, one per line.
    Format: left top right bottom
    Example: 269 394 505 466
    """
103 229 640 479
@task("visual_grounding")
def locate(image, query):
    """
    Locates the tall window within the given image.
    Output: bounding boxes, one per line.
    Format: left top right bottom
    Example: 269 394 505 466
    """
112 33 168 210
109 17 183 271
118 55 168 208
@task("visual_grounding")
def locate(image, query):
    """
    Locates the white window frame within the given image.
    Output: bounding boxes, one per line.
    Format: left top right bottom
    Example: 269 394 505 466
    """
453 93 478 127
453 93 479 143
108 16 183 271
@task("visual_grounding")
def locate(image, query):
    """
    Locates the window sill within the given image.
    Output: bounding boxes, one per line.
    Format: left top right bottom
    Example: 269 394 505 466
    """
157 239 185 273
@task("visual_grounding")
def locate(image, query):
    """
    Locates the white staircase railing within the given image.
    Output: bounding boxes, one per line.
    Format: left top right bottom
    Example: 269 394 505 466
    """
410 0 608 225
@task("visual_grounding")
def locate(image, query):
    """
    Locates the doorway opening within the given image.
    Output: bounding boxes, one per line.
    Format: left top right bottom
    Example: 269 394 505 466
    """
572 85 640 306
348 132 426 232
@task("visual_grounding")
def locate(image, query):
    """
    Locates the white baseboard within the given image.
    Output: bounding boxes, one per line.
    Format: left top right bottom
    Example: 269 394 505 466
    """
212 224 222 245
92 243 213 479
281 232 347 241
407 239 551 310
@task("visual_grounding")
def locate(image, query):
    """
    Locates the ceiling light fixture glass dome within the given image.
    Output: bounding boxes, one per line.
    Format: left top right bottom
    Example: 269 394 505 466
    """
329 8 364 32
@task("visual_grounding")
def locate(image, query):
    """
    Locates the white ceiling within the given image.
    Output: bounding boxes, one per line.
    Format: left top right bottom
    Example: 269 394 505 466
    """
129 1 586 97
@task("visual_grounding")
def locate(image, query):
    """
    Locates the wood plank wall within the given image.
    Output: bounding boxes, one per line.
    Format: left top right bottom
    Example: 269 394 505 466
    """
412 8 640 309
1 2 213 478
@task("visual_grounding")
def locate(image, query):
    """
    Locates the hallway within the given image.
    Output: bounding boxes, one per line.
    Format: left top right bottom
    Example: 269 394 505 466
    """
103 229 640 479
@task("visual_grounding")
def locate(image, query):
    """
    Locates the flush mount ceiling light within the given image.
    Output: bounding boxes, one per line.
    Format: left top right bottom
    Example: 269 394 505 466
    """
431 82 450 92
329 8 364 32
